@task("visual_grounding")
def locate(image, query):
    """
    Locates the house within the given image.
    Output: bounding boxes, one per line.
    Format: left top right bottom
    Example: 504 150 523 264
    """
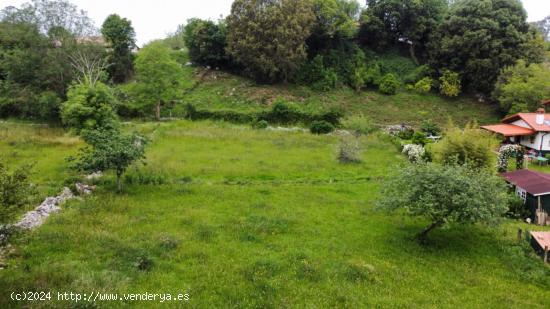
481 104 550 153
500 169 550 225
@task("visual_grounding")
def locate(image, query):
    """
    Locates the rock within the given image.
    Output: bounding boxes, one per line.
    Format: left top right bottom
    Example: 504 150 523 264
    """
13 187 76 230
85 171 103 180
76 182 96 195
385 124 413 136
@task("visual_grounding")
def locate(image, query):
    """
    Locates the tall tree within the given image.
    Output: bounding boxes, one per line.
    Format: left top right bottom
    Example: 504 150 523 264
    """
226 0 315 83
101 14 136 83
359 0 447 62
133 42 182 121
183 18 228 67
428 0 544 94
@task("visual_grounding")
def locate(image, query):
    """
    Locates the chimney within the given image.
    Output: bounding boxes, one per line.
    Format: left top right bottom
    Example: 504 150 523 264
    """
536 108 545 125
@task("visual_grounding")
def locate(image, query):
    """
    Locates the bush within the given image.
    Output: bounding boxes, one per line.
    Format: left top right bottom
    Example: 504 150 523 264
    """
342 114 376 135
37 91 62 121
439 70 461 97
420 119 441 136
402 144 425 163
267 100 302 124
337 134 362 163
414 77 433 94
310 121 335 134
0 161 35 224
411 131 429 146
396 128 414 140
312 68 340 92
378 73 400 95
253 120 269 129
184 18 228 67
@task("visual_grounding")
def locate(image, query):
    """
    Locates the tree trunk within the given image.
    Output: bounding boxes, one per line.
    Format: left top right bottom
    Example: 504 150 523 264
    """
155 103 161 121
409 43 419 66
417 220 444 242
116 172 122 193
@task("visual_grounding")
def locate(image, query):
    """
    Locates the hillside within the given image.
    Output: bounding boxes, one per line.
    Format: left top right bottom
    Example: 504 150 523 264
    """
168 66 501 128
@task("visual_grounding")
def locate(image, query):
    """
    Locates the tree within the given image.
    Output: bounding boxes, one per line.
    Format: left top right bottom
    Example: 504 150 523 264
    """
133 42 182 120
101 14 136 83
226 0 315 82
0 161 34 224
183 18 228 67
359 0 447 62
431 122 498 170
532 16 550 41
378 163 508 241
428 0 544 94
60 82 118 133
492 60 550 114
73 128 147 193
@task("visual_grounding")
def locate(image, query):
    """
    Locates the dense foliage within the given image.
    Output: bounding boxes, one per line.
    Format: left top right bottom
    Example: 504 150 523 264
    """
378 163 509 240
226 0 315 82
0 161 34 224
101 14 136 83
184 18 228 67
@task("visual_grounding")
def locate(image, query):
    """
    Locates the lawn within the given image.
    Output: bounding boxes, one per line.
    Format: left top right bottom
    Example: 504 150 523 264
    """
0 120 549 308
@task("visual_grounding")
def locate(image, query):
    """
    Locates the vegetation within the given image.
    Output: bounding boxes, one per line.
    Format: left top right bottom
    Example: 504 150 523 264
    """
379 163 509 241
183 18 228 67
310 120 335 134
0 161 34 224
101 14 136 83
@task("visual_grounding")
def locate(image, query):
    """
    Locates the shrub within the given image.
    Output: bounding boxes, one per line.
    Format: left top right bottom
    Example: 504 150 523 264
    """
37 91 62 121
253 120 269 129
414 77 433 94
337 134 362 163
439 70 461 97
268 100 301 124
342 114 376 135
420 119 441 136
310 121 334 134
402 144 425 163
0 161 35 224
411 131 429 146
378 73 400 95
396 128 414 140
312 68 340 92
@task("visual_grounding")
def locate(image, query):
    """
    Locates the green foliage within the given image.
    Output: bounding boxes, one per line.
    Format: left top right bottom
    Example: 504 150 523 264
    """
414 77 433 94
342 114 376 135
184 18 228 67
428 0 542 94
439 70 461 97
60 82 119 134
337 134 361 163
396 128 414 140
0 161 34 224
310 120 335 134
133 41 182 120
431 122 498 169
101 14 136 83
378 73 400 95
420 119 440 136
378 163 509 240
36 91 62 121
72 127 147 193
252 120 269 129
411 131 428 146
226 0 314 82
492 60 550 114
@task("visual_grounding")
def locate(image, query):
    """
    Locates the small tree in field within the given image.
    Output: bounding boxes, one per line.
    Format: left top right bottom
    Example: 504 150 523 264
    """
0 161 34 224
378 163 508 241
72 128 147 193
134 42 182 121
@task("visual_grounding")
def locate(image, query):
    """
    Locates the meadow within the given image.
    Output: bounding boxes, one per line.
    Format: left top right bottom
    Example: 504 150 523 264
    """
0 120 549 308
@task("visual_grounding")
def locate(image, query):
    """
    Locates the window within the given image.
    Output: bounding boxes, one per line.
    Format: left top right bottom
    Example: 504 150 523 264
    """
516 187 527 203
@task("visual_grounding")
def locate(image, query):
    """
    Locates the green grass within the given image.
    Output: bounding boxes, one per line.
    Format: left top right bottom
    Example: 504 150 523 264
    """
0 121 549 308
172 67 500 128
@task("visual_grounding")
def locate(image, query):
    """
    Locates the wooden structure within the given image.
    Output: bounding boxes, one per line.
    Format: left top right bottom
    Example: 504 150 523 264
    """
530 231 550 263
500 170 550 225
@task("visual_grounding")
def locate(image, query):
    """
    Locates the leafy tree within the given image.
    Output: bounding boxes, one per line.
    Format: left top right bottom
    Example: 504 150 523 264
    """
183 18 228 67
428 0 544 94
101 14 136 83
0 161 35 224
439 70 461 97
378 73 400 94
73 128 147 193
532 16 550 41
493 60 550 114
60 82 118 133
226 0 315 82
431 122 498 170
133 42 182 120
378 163 508 240
307 0 361 55
359 0 447 62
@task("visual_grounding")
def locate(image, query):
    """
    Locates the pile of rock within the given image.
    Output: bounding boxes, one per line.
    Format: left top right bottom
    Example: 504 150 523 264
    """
385 124 413 136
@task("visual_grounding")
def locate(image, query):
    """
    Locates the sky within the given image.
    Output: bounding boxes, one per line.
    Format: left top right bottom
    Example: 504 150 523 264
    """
1 0 549 46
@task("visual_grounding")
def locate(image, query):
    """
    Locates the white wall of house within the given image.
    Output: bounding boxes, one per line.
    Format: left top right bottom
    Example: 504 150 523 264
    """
512 119 531 129
519 133 550 151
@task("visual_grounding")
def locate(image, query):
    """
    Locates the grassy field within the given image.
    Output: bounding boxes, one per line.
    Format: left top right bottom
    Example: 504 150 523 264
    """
170 67 501 128
0 120 549 308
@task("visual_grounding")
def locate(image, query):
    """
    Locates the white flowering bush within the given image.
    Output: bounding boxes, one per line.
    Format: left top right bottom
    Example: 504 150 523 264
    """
402 144 425 163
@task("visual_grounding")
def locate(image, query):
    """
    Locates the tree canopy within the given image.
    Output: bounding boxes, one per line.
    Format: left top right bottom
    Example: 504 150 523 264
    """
226 0 315 83
101 14 136 83
184 18 228 67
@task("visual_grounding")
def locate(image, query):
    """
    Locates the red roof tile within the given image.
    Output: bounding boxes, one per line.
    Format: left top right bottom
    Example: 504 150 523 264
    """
502 113 550 132
500 169 550 196
480 124 535 136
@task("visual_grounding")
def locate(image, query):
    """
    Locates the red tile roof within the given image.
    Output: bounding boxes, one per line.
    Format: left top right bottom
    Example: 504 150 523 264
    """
480 124 535 136
500 169 550 196
502 113 550 132
530 232 550 250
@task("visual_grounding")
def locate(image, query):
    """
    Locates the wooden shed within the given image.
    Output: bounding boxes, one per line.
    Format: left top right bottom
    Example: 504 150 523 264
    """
500 170 550 225
530 231 550 262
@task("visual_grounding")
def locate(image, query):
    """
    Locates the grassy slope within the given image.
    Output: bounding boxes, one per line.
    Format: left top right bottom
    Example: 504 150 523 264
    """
0 121 548 308
172 67 500 128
